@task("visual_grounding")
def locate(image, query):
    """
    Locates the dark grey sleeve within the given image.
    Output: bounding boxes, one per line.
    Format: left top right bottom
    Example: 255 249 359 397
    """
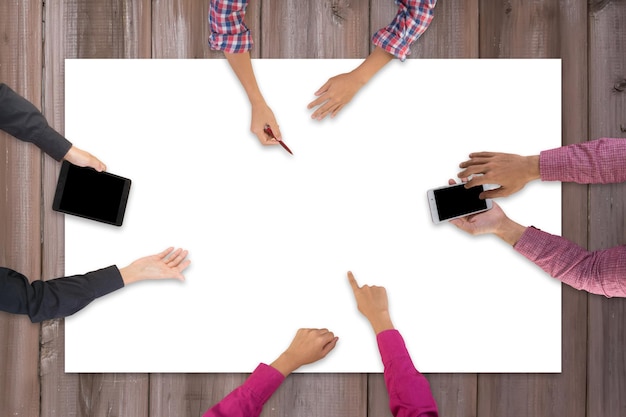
0 266 125 323
0 83 72 161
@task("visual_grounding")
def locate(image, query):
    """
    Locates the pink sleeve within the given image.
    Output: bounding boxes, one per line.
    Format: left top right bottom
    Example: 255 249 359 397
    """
202 363 284 417
377 329 439 417
540 137 626 184
515 227 626 298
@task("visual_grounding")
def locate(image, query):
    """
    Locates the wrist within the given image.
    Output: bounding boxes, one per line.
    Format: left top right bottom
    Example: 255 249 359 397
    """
494 217 526 246
369 313 394 335
270 352 300 377
526 155 541 181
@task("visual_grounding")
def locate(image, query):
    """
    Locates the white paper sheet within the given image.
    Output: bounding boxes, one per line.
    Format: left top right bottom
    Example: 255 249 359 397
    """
64 59 562 373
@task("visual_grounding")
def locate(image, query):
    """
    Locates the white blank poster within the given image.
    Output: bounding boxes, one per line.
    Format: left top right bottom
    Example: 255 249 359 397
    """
64 59 562 373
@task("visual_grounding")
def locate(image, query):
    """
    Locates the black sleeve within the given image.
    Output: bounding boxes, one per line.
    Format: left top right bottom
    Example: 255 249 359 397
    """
0 266 125 323
0 83 72 161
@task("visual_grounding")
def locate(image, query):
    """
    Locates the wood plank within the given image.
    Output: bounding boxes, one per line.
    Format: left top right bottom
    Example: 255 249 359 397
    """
587 1 626 416
150 374 248 416
368 1 480 415
261 0 370 58
371 0 479 58
477 1 589 416
152 0 241 58
0 1 44 416
263 374 367 417
39 1 153 416
64 0 152 59
40 2 79 416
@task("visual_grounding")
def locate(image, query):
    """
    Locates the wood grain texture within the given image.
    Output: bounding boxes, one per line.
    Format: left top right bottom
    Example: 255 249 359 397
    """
150 374 248 417
371 0 479 58
261 0 370 58
40 1 79 417
65 0 151 59
587 1 626 416
477 0 589 416
152 0 222 58
262 374 367 417
0 1 44 416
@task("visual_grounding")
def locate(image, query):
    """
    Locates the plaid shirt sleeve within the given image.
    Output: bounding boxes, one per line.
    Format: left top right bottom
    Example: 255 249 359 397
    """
540 137 626 184
372 0 436 61
209 0 253 53
515 227 626 298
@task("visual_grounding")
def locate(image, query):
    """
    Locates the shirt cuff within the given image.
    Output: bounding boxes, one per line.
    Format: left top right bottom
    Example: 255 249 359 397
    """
36 125 73 161
377 329 411 365
245 363 285 403
209 32 253 53
372 30 410 61
538 147 567 182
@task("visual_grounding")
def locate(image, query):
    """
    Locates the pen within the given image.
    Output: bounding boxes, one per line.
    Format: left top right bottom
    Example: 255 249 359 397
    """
263 124 293 155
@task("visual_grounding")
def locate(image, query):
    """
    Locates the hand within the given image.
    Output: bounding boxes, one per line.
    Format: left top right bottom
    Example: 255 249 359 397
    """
347 271 394 335
449 200 510 236
119 247 191 285
446 178 526 245
307 72 364 120
251 102 281 146
270 328 339 377
458 152 540 198
63 145 107 172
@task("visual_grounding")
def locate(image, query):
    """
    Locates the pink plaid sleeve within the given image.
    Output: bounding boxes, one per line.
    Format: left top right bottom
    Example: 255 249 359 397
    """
515 227 626 298
209 0 253 53
372 0 436 61
202 363 284 417
540 137 626 184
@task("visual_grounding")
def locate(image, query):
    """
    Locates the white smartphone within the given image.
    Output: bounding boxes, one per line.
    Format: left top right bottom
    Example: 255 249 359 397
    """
427 183 493 224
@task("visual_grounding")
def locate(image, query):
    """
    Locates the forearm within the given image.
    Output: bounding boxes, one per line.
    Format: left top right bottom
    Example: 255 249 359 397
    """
515 227 626 297
494 217 527 246
351 47 394 86
369 311 395 335
224 52 265 106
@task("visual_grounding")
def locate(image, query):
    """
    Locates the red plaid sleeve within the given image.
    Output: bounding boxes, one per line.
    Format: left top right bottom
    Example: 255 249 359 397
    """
372 0 436 61
209 0 253 53
539 137 626 184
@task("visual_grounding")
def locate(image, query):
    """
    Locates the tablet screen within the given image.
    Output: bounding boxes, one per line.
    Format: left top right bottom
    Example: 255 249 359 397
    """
53 161 131 226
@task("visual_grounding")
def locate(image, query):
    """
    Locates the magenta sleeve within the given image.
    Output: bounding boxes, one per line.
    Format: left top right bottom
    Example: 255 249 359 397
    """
202 363 284 417
377 329 439 417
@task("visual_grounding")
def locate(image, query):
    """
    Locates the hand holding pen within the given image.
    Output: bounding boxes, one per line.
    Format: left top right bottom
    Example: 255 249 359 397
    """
264 124 293 155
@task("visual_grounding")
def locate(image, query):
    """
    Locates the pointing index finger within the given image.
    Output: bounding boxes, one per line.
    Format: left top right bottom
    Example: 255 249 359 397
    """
347 271 359 291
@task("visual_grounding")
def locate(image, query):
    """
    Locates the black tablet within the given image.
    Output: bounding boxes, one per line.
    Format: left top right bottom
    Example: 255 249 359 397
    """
53 161 132 226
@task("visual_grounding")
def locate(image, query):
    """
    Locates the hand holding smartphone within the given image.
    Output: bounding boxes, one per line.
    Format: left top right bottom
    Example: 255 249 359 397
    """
427 183 493 224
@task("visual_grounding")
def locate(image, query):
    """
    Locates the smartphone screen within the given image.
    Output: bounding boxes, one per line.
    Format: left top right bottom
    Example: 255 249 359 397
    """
433 184 487 221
